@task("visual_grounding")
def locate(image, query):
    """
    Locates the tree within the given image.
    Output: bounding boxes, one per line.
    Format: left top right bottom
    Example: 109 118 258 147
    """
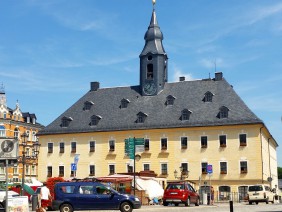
278 167 282 179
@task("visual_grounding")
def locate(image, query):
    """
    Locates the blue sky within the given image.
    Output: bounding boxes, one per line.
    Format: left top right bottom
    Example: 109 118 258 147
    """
0 0 281 165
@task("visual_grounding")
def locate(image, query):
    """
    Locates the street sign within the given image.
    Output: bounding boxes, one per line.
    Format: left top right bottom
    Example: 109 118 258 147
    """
207 164 213 174
124 138 145 159
71 163 77 171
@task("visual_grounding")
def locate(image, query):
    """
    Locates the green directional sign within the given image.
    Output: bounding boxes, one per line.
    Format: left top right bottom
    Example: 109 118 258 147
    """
125 138 145 159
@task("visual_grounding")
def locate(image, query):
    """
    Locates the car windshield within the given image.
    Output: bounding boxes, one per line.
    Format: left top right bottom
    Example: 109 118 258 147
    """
166 184 184 190
249 186 263 192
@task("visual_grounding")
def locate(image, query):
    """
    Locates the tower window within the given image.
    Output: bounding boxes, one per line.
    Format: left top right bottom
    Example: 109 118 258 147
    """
148 55 152 60
147 64 153 79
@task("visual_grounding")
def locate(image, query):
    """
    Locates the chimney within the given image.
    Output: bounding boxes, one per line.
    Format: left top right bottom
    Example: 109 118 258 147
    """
179 76 185 82
90 82 100 91
215 72 223 81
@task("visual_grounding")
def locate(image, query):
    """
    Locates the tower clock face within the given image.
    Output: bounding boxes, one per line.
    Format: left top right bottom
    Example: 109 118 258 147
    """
1 140 14 153
143 81 157 95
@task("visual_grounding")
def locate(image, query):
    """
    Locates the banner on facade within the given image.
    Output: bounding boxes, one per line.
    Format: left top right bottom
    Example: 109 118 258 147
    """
0 139 19 159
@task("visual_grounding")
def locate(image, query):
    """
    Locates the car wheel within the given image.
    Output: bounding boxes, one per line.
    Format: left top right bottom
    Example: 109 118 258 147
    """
120 202 133 212
184 197 190 207
266 197 269 204
174 203 179 206
60 203 73 212
256 202 258 205
0 202 4 208
163 201 168 206
195 198 200 206
248 201 252 205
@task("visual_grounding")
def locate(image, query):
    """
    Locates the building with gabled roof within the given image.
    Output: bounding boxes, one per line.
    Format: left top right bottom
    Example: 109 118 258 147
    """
38 3 278 202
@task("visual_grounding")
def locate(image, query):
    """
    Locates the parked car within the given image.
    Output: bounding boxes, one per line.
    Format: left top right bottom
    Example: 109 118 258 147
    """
162 181 200 206
0 190 19 208
52 181 141 212
247 184 275 204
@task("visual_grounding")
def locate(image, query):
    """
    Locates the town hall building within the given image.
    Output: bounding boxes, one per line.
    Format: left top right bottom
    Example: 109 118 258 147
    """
38 3 278 202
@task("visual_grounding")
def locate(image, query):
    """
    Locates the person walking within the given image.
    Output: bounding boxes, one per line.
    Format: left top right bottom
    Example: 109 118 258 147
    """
40 182 52 210
210 186 215 205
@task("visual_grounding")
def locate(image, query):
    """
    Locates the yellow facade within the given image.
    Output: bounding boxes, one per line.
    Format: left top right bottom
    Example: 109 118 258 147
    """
38 122 278 200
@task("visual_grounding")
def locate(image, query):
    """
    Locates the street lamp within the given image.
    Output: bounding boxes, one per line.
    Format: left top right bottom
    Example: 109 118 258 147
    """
20 132 28 196
174 166 189 180
18 133 40 196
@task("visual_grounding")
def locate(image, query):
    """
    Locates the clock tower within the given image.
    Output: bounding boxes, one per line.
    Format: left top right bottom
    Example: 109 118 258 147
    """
140 5 168 96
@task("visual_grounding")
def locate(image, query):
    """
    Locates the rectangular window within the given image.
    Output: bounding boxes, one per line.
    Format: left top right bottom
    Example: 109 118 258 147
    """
59 143 64 153
48 143 53 153
31 165 36 175
89 141 95 152
144 164 150 171
47 166 52 177
161 138 167 150
201 162 208 174
109 140 115 151
219 135 227 147
25 165 29 175
88 165 95 176
0 167 5 174
127 164 133 173
71 142 76 153
13 167 18 175
70 170 74 177
181 137 188 149
59 166 64 177
161 163 168 175
181 163 188 174
201 136 208 148
239 134 247 146
144 139 150 151
220 162 227 174
240 161 248 174
109 165 115 175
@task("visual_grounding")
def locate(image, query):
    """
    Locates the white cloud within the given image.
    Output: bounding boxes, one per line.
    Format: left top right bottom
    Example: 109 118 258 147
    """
172 66 193 82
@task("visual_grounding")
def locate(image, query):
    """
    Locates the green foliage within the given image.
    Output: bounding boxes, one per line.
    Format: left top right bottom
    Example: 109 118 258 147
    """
278 167 282 179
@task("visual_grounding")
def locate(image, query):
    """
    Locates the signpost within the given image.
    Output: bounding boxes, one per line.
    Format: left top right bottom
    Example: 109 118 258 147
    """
207 164 213 205
73 154 80 178
124 138 144 195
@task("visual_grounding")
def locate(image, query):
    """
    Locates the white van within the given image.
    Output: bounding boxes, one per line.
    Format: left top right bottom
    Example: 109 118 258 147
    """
247 184 275 204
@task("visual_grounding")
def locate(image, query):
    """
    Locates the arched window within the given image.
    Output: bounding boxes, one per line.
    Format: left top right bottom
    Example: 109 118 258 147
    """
147 64 153 79
0 126 6 137
14 128 20 139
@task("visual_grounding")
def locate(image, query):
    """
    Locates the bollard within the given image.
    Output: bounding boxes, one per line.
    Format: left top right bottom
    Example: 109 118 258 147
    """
229 200 233 212
31 194 38 211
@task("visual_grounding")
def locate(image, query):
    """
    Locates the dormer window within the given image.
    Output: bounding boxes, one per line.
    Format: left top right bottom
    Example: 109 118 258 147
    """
90 115 102 126
61 117 73 128
218 106 229 119
203 91 214 102
136 112 148 123
84 101 94 111
121 99 130 109
166 95 176 106
181 109 192 121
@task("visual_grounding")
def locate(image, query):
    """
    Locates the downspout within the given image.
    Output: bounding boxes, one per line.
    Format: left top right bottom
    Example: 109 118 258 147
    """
260 127 264 184
268 138 272 188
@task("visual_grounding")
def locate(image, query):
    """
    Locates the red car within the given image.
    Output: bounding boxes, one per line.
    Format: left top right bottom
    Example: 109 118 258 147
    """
163 181 200 206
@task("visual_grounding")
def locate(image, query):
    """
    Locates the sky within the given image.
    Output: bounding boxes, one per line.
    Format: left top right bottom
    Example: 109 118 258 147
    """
0 0 281 165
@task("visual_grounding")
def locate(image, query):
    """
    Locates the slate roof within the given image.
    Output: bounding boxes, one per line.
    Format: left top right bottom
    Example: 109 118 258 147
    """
39 75 262 135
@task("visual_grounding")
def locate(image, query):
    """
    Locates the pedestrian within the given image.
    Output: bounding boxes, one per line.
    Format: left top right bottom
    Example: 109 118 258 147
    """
40 182 52 210
210 186 214 205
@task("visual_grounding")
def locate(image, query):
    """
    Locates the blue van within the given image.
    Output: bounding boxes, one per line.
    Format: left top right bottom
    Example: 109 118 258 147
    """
52 181 141 212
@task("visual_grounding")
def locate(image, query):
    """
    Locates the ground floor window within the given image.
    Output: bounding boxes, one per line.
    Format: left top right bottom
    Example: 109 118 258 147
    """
238 186 248 201
219 186 231 201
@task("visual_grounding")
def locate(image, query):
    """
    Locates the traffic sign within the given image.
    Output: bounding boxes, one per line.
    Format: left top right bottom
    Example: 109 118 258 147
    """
71 163 77 171
207 164 213 174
